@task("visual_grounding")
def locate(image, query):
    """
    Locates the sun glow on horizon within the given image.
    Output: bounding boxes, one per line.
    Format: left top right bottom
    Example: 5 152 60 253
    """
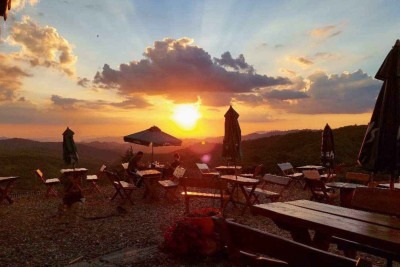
172 103 201 130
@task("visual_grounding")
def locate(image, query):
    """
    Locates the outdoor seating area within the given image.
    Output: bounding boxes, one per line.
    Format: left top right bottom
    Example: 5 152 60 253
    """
1 4 400 265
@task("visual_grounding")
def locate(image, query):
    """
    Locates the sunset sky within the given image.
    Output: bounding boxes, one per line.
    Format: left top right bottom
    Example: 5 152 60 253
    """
0 0 399 141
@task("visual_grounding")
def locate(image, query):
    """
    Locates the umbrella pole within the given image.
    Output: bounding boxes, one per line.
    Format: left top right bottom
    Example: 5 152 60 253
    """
151 144 154 163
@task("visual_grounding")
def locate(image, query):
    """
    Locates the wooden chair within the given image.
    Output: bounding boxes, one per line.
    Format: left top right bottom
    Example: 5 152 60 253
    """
241 164 264 178
345 172 370 185
277 162 304 187
105 170 136 205
195 163 220 178
303 169 336 182
35 169 61 198
85 165 107 195
249 174 292 203
305 178 338 204
158 166 185 201
180 176 230 214
213 217 371 267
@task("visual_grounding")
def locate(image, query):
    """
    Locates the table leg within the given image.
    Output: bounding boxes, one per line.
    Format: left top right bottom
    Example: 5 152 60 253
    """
226 183 239 209
340 188 355 208
313 231 332 250
0 181 14 204
239 185 256 215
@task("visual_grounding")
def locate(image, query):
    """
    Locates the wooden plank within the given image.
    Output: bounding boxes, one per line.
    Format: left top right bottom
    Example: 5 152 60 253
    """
252 202 400 255
220 175 260 186
0 176 19 182
288 200 400 230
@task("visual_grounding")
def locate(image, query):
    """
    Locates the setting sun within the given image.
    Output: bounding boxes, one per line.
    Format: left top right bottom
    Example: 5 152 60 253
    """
172 104 201 130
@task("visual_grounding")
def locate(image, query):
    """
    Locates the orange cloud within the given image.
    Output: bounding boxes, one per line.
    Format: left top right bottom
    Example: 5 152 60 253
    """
0 53 30 101
290 56 314 66
8 16 77 76
310 25 342 39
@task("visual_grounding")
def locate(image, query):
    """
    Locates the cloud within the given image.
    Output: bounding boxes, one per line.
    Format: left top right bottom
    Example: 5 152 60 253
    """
310 25 342 39
94 37 291 106
50 94 152 110
0 53 30 101
11 0 39 11
267 69 381 114
290 56 314 66
77 77 90 87
214 52 255 74
264 89 308 100
8 16 77 76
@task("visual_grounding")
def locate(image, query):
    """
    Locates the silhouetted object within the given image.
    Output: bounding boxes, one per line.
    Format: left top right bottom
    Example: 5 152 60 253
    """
63 127 79 167
0 0 11 21
321 124 335 171
222 105 242 168
123 126 182 162
358 40 400 189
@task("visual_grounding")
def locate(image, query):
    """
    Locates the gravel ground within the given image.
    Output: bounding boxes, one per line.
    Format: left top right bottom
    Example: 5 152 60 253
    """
0 179 396 266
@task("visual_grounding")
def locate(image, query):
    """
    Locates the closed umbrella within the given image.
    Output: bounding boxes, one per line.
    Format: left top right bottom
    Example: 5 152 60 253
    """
358 39 400 189
0 0 11 21
222 106 242 168
123 126 182 162
321 124 335 173
62 127 79 168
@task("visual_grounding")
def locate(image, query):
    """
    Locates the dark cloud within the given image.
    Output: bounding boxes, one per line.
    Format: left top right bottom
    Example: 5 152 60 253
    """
267 69 381 114
77 77 91 87
51 95 151 110
94 38 291 106
274 44 284 48
264 89 308 100
214 52 255 74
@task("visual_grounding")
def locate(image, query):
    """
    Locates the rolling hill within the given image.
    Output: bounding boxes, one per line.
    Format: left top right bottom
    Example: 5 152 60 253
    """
0 125 368 191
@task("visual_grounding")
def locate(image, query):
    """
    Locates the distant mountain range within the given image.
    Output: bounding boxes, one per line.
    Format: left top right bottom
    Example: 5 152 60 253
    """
0 125 369 191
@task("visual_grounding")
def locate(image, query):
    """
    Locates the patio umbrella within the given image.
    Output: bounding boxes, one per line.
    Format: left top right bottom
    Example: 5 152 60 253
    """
123 126 182 162
62 127 79 168
222 105 242 167
358 39 400 189
0 0 11 21
321 124 335 172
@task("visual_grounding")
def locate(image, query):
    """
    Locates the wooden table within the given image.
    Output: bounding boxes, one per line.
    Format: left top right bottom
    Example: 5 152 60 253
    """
216 166 242 175
0 176 19 204
220 175 260 215
251 200 400 256
325 182 366 207
378 183 400 190
60 168 88 195
296 165 325 171
137 169 162 201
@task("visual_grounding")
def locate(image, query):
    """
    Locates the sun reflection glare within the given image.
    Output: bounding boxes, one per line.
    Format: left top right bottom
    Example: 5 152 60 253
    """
172 103 201 130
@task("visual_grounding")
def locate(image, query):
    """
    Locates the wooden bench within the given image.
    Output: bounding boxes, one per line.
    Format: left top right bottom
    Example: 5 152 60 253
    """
180 176 229 214
213 217 371 267
333 187 400 267
249 174 292 203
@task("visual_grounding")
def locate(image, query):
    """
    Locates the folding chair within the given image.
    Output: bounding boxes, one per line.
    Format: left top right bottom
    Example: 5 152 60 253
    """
305 178 338 204
241 164 264 178
158 166 185 202
85 165 106 196
105 170 136 205
277 162 304 187
195 163 220 178
35 169 60 197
